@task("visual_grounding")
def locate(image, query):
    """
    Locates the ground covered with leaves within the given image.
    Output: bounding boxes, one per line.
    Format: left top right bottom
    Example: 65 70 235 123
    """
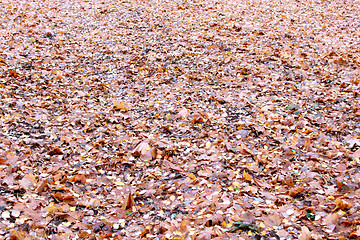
0 0 360 239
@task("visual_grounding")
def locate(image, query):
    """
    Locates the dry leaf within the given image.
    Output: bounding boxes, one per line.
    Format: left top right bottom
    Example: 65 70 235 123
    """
132 141 153 161
324 212 340 225
35 179 49 193
262 213 282 227
0 157 8 165
114 101 128 111
299 226 312 240
175 107 189 119
334 198 351 211
243 170 252 181
48 147 63 155
253 178 272 189
122 192 135 211
352 148 360 160
198 169 213 178
9 229 30 240
20 173 37 190
204 213 224 227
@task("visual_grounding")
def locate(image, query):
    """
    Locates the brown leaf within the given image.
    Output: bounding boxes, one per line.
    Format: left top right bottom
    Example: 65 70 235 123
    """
0 157 9 165
298 226 312 240
35 179 49 193
349 227 360 239
253 178 272 189
324 212 340 225
287 186 305 197
20 173 37 190
191 111 208 123
114 101 128 111
198 169 213 178
132 141 153 161
352 148 360 160
69 174 87 184
122 192 135 211
51 192 76 201
8 69 18 77
9 229 30 240
262 213 282 227
204 213 224 227
175 107 189 119
48 147 63 155
163 160 183 172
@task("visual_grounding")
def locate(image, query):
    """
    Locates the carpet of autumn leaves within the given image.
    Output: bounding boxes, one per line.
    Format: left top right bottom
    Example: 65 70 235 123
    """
1 0 360 239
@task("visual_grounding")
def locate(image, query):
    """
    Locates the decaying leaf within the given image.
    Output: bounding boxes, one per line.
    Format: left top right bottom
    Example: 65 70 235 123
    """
122 192 135 211
298 226 312 240
333 198 351 211
114 101 129 111
0 0 359 238
262 213 282 228
9 229 31 240
132 141 154 161
243 170 252 181
204 213 224 227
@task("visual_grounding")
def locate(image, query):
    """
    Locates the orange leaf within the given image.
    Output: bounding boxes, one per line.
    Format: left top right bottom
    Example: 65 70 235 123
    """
114 101 128 111
10 229 30 240
334 198 351 211
243 170 252 181
69 174 87 184
51 192 75 201
0 157 8 165
48 147 63 155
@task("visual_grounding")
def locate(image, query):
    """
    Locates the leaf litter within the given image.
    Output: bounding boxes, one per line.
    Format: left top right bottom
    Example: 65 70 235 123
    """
0 0 360 239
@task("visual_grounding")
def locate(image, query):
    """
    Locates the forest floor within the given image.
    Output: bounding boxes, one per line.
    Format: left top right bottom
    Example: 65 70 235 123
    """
1 0 360 239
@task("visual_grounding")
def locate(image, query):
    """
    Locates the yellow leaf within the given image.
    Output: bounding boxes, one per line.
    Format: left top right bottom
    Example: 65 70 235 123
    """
115 181 125 186
243 170 252 181
232 181 241 188
188 173 196 180
63 222 72 227
47 205 61 213
334 198 351 211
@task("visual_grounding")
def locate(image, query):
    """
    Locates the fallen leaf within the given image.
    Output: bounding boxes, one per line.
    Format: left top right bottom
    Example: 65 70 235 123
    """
9 229 30 240
243 170 252 181
334 198 351 211
352 148 360 160
132 141 153 161
262 213 282 227
35 179 49 193
253 178 272 189
122 192 135 211
20 173 37 190
298 226 312 240
114 101 128 111
48 147 63 155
